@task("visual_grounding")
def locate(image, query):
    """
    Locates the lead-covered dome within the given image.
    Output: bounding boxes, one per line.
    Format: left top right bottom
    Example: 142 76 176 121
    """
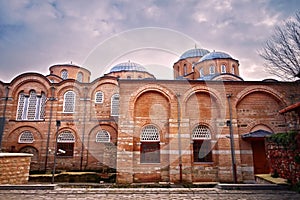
199 51 232 62
110 61 148 73
179 48 210 60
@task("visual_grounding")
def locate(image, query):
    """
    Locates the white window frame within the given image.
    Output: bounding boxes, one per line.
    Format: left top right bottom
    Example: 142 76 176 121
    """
18 131 34 143
221 65 226 73
63 91 76 113
77 72 83 82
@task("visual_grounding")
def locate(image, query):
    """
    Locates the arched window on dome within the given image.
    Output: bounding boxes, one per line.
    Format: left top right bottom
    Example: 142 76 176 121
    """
57 131 75 157
183 64 187 76
77 72 83 82
61 70 68 80
209 65 215 74
232 65 235 74
111 94 119 116
96 130 110 143
199 68 204 77
192 125 213 163
221 65 226 73
63 91 76 113
18 131 34 143
140 125 160 163
127 76 131 79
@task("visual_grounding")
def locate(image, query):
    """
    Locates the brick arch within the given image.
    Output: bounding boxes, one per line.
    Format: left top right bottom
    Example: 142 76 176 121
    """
129 84 178 119
87 79 119 99
182 85 225 117
235 86 287 108
7 125 43 141
10 74 50 97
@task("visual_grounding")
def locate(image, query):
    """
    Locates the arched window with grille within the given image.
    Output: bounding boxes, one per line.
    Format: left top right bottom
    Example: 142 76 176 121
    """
192 125 213 163
18 131 34 143
57 131 75 157
16 91 46 121
77 72 83 82
61 69 68 80
140 125 160 163
96 130 110 143
111 93 119 116
63 91 75 113
95 91 104 103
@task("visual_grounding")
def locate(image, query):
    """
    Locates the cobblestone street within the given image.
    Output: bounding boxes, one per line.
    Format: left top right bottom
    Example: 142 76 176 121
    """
0 188 299 200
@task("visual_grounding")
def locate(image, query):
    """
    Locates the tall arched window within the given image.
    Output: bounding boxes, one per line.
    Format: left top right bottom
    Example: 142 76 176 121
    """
209 65 215 74
18 131 34 143
232 65 235 74
96 130 110 143
95 91 104 103
140 125 160 163
61 70 68 80
16 91 46 121
183 64 187 76
192 125 213 163
221 65 226 73
111 93 119 116
57 131 75 157
63 91 76 113
199 68 204 77
77 72 83 82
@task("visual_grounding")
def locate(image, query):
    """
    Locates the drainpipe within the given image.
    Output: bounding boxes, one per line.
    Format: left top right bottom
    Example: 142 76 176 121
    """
80 87 88 171
0 86 9 152
44 86 55 171
176 93 182 183
226 94 237 183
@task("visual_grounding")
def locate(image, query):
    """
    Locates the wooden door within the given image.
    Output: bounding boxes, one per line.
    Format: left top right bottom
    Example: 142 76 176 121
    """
251 140 270 174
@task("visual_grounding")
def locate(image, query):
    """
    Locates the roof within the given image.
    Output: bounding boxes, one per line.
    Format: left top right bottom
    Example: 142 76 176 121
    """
242 129 273 139
179 48 210 60
279 102 300 114
199 51 233 62
110 61 148 73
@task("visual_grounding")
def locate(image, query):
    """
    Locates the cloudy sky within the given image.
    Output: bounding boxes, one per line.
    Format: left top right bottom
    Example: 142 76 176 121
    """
0 0 299 82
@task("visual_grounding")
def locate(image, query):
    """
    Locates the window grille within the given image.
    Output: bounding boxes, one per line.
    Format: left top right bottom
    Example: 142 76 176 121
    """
18 131 34 143
141 125 160 142
77 72 83 82
111 93 119 116
16 91 46 121
192 125 211 139
39 93 46 119
57 131 75 143
95 91 104 103
96 130 110 143
27 90 37 120
61 70 68 80
63 91 75 113
16 93 25 120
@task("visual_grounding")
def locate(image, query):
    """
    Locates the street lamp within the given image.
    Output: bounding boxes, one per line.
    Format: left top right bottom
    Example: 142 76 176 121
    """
51 120 61 184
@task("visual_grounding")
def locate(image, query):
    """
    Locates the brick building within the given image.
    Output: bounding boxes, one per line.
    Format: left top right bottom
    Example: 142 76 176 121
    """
0 48 299 183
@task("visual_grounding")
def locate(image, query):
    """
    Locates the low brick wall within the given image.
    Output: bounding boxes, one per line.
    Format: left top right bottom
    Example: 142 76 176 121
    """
0 153 32 184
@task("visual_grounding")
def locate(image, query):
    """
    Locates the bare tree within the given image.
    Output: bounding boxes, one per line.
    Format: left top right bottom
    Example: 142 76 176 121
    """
260 12 300 80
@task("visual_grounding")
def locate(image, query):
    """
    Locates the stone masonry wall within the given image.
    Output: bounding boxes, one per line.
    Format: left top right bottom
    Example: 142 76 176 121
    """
0 153 32 184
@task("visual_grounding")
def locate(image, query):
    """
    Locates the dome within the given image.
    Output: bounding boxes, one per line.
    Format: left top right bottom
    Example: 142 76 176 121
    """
110 61 147 73
199 51 233 62
179 48 210 60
